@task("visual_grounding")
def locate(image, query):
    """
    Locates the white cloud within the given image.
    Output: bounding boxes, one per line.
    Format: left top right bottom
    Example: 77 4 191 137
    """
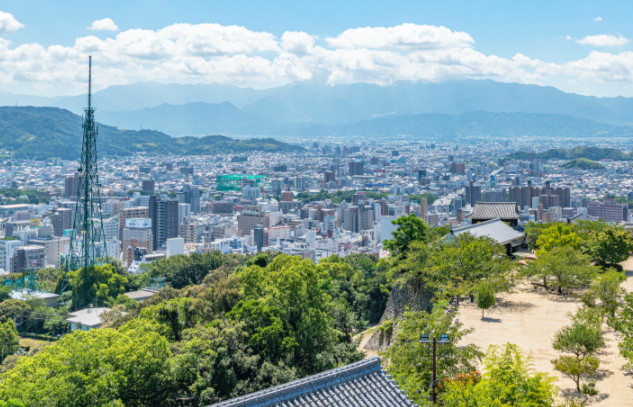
4 20 633 96
326 23 474 50
566 35 572 41
0 11 23 34
594 17 602 21
87 18 119 32
576 33 630 47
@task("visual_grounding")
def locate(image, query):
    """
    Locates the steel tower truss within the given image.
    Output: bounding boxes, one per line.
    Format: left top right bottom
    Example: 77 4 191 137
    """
58 56 108 305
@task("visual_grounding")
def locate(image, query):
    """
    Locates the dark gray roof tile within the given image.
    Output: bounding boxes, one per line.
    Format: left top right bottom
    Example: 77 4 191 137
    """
207 357 416 407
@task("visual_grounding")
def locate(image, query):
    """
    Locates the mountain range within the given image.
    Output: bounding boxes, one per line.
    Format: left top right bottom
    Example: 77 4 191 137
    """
5 79 633 139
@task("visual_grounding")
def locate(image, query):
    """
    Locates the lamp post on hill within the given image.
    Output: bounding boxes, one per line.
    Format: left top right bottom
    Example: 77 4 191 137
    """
420 334 451 404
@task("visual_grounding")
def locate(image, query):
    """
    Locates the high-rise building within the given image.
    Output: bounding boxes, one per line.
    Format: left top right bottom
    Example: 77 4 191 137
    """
282 191 294 202
464 181 482 206
64 172 80 200
237 211 269 237
121 218 152 263
349 161 364 176
482 189 507 203
419 198 428 217
118 207 150 238
149 196 179 249
178 203 191 225
294 177 307 191
254 225 264 252
273 164 288 172
11 245 45 273
508 181 570 210
587 199 628 222
272 179 283 195
142 179 155 193
182 185 200 213
324 171 336 183
50 208 74 237
450 162 465 174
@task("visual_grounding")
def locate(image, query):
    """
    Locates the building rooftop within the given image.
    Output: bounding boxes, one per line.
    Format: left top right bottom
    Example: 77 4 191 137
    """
467 202 520 220
207 356 415 407
447 218 525 246
66 307 110 327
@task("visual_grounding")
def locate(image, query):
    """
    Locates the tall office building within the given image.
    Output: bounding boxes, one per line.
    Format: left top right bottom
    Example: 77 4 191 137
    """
464 181 482 206
149 195 179 249
118 207 150 238
142 179 155 192
182 185 200 213
349 161 364 176
64 172 80 200
50 208 73 237
508 181 570 210
324 171 336 183
237 211 269 237
178 203 191 224
482 189 507 203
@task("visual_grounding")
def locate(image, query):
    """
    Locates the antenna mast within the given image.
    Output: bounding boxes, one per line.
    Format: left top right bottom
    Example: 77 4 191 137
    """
58 56 108 308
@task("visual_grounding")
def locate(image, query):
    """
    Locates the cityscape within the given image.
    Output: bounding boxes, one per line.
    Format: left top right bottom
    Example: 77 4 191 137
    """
2 2 633 407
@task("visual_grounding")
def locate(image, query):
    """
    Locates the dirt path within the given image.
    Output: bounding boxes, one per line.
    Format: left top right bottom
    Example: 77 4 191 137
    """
457 263 633 406
356 328 378 357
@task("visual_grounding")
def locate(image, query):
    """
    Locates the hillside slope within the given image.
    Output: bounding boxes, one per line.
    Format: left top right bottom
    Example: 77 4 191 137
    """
0 107 302 159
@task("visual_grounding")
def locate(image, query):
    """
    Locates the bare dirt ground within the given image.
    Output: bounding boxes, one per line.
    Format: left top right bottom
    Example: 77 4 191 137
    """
456 259 633 406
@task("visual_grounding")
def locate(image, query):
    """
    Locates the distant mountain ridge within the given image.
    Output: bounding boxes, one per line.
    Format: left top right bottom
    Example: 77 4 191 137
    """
5 79 633 139
0 106 303 160
36 80 633 128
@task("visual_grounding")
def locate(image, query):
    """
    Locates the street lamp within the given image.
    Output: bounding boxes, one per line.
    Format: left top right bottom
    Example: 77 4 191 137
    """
420 334 451 404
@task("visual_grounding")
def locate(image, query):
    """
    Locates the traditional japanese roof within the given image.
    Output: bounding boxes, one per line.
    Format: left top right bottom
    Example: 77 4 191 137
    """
208 357 416 407
467 202 520 220
446 218 525 246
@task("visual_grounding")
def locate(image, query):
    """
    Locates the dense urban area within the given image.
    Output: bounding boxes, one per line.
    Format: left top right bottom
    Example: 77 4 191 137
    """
1 135 633 406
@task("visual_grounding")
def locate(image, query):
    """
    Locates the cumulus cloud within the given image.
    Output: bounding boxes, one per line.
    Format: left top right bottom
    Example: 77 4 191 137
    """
87 18 119 32
594 17 602 21
326 23 474 50
576 34 630 47
3 20 633 96
0 11 23 34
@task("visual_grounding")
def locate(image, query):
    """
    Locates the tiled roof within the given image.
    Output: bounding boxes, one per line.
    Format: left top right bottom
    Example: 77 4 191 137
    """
207 357 416 407
467 202 520 220
448 218 525 246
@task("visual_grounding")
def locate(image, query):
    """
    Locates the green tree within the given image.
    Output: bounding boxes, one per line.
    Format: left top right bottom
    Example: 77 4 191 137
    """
476 285 496 319
611 293 633 369
551 322 603 391
582 270 626 319
59 264 127 309
592 227 633 267
140 297 196 342
383 213 430 258
0 319 174 407
438 234 514 301
523 246 597 293
0 286 11 303
535 224 582 255
442 344 559 407
381 306 483 406
145 250 231 289
0 319 19 362
0 300 31 324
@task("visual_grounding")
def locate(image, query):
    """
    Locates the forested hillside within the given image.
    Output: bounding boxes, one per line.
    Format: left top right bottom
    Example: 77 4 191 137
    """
0 107 303 160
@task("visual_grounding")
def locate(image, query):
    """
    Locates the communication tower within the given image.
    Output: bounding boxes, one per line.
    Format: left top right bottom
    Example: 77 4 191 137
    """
58 56 108 305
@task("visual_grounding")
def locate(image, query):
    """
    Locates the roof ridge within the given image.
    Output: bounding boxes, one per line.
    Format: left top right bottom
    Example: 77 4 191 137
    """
210 357 383 406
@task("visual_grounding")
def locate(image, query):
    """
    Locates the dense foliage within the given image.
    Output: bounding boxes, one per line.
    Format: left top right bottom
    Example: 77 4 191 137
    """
561 158 606 170
441 344 559 407
0 107 303 159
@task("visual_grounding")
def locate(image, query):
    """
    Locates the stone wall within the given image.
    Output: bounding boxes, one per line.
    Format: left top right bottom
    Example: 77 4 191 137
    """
364 284 433 353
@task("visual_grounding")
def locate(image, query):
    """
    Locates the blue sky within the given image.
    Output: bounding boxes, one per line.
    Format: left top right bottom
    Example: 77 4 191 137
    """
1 0 633 97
